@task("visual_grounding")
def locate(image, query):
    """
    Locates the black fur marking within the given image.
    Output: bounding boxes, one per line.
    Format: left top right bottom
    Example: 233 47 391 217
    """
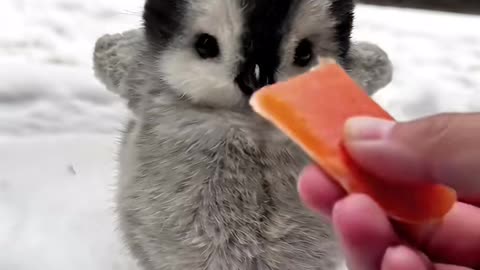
143 0 186 46
143 0 354 90
329 0 355 60
236 0 294 95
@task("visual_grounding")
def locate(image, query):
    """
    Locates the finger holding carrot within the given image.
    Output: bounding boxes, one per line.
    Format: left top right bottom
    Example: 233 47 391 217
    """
299 114 480 270
249 59 479 269
251 59 456 224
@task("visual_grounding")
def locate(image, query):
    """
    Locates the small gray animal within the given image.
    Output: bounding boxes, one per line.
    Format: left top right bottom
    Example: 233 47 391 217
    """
93 0 393 269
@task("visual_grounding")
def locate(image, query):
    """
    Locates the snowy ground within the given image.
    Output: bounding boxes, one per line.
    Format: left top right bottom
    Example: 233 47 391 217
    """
1 1 479 270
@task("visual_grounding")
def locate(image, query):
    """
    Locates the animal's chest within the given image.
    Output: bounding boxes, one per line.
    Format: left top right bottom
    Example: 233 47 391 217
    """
122 119 337 269
201 128 307 204
179 130 310 244
175 134 333 268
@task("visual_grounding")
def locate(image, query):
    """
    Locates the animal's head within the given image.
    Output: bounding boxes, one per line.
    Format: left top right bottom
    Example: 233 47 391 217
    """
93 1 392 112
143 0 355 109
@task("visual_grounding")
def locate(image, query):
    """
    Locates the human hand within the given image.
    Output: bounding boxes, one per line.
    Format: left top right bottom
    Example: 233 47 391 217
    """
298 113 480 270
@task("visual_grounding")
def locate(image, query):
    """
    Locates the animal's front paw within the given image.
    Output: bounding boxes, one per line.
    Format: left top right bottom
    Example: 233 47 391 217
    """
93 29 145 95
347 41 393 95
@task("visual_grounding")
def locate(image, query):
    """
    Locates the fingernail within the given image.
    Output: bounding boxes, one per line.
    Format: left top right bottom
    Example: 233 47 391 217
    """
344 117 395 141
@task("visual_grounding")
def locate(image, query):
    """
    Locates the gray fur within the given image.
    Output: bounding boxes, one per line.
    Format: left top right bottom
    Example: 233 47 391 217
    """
94 29 150 113
112 53 344 270
346 41 393 96
92 2 394 269
118 89 342 269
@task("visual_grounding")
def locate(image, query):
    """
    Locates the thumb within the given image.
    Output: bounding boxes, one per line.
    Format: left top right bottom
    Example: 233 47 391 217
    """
343 113 480 201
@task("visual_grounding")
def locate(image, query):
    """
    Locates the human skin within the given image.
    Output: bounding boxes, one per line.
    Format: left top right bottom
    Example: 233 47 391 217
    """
298 113 480 270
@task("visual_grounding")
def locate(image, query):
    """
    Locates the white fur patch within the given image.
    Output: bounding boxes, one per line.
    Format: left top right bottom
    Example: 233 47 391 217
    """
158 0 339 108
157 0 245 108
277 0 337 82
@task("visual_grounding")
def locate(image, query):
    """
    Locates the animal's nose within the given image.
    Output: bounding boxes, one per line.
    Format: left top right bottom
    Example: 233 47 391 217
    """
235 62 274 96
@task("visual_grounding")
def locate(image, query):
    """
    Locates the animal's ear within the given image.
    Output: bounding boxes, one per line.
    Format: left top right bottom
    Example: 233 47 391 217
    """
345 41 393 96
143 0 186 44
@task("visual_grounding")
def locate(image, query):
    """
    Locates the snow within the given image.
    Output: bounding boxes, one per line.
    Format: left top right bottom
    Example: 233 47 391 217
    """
0 135 137 270
1 1 479 270
353 5 480 120
1 0 142 66
0 59 128 137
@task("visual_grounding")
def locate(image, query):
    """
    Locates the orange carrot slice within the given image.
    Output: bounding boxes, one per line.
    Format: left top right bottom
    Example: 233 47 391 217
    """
250 59 456 224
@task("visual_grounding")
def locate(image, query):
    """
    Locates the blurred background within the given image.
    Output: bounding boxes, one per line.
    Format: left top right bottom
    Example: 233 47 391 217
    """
0 1 479 270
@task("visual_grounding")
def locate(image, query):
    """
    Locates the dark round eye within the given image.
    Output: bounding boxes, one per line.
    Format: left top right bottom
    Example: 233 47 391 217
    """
293 39 313 67
194 33 220 59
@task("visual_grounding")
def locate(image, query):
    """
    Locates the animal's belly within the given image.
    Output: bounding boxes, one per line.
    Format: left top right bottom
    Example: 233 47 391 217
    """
118 124 338 269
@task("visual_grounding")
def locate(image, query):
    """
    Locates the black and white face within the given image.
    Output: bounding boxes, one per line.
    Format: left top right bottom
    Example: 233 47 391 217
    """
144 0 353 108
